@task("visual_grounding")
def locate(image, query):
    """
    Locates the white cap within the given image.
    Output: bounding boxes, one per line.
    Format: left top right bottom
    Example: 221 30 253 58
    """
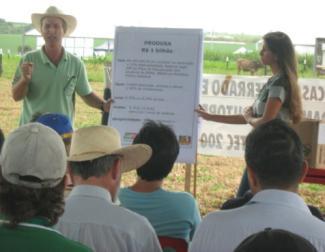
0 123 67 188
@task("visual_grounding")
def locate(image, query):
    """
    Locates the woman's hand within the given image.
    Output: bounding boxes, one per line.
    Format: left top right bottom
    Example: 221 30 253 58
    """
195 104 212 121
195 105 247 124
243 106 253 124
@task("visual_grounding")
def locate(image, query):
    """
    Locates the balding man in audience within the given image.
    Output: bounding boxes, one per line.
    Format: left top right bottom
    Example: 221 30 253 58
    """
190 119 325 252
56 126 162 252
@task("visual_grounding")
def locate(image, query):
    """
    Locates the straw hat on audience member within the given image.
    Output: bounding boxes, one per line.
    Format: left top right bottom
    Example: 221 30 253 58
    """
68 126 152 173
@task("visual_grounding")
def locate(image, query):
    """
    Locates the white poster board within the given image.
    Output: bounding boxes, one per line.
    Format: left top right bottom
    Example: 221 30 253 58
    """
109 27 203 163
198 74 325 157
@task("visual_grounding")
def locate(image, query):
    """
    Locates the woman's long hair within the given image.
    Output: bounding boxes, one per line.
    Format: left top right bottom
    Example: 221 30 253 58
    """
263 32 303 123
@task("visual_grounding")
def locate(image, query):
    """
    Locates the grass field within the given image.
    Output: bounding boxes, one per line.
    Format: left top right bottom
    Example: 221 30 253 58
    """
0 33 317 78
1 76 325 216
0 34 108 55
0 34 36 55
3 53 317 85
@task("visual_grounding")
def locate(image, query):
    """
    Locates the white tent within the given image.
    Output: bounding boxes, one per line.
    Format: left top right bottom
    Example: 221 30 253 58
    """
93 41 114 57
233 46 248 54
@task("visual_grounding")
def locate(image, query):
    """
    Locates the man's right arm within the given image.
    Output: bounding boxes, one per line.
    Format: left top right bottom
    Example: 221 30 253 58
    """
12 62 33 101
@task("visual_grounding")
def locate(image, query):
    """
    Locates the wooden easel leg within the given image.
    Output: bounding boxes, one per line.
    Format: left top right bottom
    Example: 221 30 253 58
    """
184 164 192 193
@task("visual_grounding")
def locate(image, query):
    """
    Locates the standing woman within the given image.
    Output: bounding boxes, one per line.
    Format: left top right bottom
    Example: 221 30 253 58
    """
195 31 303 196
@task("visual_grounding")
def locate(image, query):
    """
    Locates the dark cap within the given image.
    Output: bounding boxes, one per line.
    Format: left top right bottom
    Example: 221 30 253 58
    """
234 228 317 252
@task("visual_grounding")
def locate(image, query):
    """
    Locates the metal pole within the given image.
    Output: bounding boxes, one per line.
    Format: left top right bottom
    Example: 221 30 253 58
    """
102 62 112 125
0 51 3 77
184 164 192 193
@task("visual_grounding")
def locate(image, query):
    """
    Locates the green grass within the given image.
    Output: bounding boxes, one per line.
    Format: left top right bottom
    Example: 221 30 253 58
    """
3 54 317 83
0 55 110 82
1 55 20 79
0 34 110 55
94 38 110 47
0 34 36 55
204 42 256 53
85 62 106 82
300 183 325 192
204 60 237 74
0 33 318 79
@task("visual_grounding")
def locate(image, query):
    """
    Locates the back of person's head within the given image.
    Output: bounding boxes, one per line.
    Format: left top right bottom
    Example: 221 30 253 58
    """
234 228 317 252
245 119 304 189
0 128 4 154
263 31 302 123
34 113 73 154
68 126 152 180
133 120 179 181
0 123 67 227
69 155 120 180
34 113 73 139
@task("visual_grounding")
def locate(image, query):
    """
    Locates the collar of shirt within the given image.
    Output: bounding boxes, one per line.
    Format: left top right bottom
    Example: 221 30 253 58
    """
0 215 63 234
0 214 51 226
40 46 68 65
248 189 311 214
68 185 113 203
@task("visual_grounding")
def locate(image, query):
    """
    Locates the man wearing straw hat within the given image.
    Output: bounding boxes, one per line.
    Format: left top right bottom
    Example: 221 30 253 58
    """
56 126 162 252
12 6 112 125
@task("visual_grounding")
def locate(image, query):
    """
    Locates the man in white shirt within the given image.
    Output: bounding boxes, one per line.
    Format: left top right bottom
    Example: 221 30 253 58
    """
190 119 325 252
56 126 162 252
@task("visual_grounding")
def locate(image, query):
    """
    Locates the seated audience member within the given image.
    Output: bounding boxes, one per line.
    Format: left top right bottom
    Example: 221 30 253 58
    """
189 119 325 252
119 120 201 242
234 228 317 252
34 112 74 187
0 123 91 251
221 191 324 221
32 112 73 154
56 126 162 252
0 128 4 153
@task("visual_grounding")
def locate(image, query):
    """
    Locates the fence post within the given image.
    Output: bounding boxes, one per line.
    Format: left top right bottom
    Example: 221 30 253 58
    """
303 57 307 73
0 49 3 77
184 164 192 193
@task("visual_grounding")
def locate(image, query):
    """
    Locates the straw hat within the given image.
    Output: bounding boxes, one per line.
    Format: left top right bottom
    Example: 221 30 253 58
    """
68 126 152 173
31 6 77 36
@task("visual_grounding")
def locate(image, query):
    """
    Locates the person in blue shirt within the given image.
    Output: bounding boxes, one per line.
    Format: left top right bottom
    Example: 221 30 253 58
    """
119 120 201 243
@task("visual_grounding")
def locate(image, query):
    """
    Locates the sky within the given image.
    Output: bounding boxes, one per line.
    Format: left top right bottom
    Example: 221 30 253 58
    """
1 0 324 44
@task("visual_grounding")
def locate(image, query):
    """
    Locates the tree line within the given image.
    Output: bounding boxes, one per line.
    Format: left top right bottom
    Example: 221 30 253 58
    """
0 19 32 34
